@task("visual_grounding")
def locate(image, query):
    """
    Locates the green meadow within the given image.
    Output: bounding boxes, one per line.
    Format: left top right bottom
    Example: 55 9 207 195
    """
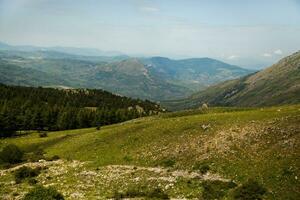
0 105 299 199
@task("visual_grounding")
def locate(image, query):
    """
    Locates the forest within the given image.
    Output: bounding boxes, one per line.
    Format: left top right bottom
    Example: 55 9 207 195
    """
0 84 162 137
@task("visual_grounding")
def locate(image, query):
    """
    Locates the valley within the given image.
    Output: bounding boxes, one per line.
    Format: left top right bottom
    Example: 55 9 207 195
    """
0 43 253 101
0 44 299 200
1 1 300 199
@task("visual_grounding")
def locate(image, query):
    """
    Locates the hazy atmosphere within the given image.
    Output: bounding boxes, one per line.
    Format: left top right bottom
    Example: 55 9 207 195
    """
1 0 300 68
0 1 299 200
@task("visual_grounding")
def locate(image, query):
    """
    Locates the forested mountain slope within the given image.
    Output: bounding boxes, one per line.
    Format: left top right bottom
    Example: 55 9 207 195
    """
0 84 162 136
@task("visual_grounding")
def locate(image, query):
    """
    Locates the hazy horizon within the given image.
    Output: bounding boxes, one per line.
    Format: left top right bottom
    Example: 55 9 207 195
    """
1 0 300 69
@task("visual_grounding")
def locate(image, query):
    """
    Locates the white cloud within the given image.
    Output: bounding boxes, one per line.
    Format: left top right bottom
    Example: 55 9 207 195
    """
140 6 159 12
262 53 272 57
273 49 283 55
262 49 283 58
227 55 239 60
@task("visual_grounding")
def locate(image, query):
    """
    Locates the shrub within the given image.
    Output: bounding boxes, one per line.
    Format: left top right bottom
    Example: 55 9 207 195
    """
159 158 175 168
14 166 41 184
0 144 23 164
25 148 45 162
202 180 237 200
233 179 267 200
23 185 64 200
12 192 19 196
148 188 169 199
45 155 60 161
193 162 210 174
123 155 132 162
51 155 60 160
28 178 38 185
39 132 48 138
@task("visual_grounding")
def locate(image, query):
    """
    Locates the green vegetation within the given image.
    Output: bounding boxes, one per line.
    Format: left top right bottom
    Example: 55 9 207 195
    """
193 161 210 174
0 105 299 199
23 185 64 200
202 180 237 200
165 51 300 110
0 144 23 165
25 148 46 162
233 179 267 200
112 187 169 199
14 166 41 184
158 158 176 168
0 83 162 137
0 49 252 101
142 56 252 91
39 132 48 138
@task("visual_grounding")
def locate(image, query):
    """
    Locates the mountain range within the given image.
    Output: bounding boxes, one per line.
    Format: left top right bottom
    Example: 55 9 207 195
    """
0 42 253 101
0 42 125 57
165 51 300 110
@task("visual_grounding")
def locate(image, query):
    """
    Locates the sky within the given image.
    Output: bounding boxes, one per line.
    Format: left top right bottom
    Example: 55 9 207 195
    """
0 0 300 69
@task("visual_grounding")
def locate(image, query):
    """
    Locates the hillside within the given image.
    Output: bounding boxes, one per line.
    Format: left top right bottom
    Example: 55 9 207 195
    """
0 105 299 199
0 61 71 87
0 45 252 101
165 51 300 110
142 57 253 90
0 84 162 136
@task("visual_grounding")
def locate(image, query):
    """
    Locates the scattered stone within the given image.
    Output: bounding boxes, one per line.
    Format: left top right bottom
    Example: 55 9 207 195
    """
201 124 211 131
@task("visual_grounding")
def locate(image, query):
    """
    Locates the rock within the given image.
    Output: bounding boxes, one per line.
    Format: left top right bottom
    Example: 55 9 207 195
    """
201 124 211 131
135 105 145 113
70 192 84 198
201 103 209 110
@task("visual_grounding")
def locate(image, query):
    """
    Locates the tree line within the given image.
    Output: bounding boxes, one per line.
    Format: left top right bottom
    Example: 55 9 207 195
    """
0 84 162 137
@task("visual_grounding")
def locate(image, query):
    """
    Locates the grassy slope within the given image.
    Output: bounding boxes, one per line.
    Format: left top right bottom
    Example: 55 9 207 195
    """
0 105 299 199
164 51 300 111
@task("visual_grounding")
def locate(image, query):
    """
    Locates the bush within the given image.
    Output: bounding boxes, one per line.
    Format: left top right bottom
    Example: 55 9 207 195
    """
28 178 38 185
51 155 60 160
39 132 48 138
123 155 132 162
0 144 23 164
202 180 237 200
23 185 64 200
45 155 60 161
148 188 169 199
193 162 210 174
25 148 45 162
14 166 41 184
159 158 176 168
233 179 267 200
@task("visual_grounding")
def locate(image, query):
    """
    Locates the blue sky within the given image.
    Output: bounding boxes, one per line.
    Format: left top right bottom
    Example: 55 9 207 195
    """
0 0 300 68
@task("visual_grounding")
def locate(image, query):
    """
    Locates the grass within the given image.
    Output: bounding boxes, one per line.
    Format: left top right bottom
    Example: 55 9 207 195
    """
0 104 299 199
